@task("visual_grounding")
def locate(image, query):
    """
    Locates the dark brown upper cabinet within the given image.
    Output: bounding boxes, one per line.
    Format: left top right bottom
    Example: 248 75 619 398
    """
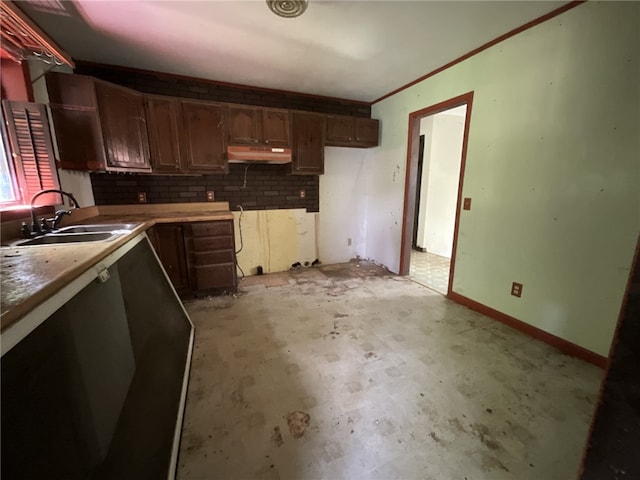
46 72 151 173
145 95 183 173
95 82 150 171
181 100 227 174
325 115 379 148
145 95 227 174
291 112 325 175
261 108 290 146
227 105 290 147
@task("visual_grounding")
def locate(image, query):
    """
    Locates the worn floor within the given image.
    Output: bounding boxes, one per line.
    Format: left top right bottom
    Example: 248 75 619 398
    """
410 250 450 294
178 261 602 480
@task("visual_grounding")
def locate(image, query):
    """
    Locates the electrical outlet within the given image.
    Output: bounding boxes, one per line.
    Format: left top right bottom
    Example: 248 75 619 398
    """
299 189 306 199
511 282 523 298
348 238 352 246
137 192 147 203
463 197 472 210
206 190 215 201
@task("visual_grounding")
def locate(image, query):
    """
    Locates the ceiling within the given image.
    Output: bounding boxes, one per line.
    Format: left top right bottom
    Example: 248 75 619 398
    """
18 0 569 103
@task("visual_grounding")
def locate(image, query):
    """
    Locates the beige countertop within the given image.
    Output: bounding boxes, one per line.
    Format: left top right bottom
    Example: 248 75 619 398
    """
1 202 234 332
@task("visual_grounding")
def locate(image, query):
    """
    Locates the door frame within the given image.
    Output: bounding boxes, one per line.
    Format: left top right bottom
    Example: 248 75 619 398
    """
399 91 474 297
412 134 426 249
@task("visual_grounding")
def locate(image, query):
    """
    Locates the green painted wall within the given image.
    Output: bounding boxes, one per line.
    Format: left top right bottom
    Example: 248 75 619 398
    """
369 2 640 356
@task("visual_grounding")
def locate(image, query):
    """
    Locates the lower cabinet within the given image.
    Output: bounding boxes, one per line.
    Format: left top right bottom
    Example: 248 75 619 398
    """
149 220 237 297
148 224 190 297
187 221 237 291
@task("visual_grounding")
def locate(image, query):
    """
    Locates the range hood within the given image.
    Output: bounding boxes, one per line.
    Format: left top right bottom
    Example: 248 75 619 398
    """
227 146 292 164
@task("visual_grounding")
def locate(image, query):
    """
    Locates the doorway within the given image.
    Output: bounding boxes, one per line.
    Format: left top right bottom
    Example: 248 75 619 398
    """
399 92 473 296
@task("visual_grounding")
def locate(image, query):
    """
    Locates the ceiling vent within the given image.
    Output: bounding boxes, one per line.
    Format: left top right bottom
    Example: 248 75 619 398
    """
266 0 308 19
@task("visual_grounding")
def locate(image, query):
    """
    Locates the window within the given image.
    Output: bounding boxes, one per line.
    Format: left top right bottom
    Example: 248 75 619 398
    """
1 100 60 208
0 114 18 203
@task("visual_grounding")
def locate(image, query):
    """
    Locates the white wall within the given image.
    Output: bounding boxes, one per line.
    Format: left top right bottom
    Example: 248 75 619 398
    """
369 2 640 356
417 112 465 257
415 116 434 250
318 147 369 264
28 60 95 208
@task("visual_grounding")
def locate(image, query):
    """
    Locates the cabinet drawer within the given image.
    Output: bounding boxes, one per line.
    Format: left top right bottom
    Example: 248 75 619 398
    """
195 264 236 290
193 236 234 252
194 250 235 266
191 221 232 237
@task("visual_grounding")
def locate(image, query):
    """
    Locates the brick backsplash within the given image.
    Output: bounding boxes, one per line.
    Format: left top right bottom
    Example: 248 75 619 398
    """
75 61 371 118
90 164 319 212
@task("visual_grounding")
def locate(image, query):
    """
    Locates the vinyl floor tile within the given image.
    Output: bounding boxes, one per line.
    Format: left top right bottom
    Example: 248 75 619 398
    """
178 261 602 480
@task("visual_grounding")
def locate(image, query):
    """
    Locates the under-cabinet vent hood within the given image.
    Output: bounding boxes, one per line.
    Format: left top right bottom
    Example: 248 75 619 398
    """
227 146 292 164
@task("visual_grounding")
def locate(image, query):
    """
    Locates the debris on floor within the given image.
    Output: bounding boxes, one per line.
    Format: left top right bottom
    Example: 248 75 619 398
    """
271 426 283 447
178 261 602 480
286 411 311 439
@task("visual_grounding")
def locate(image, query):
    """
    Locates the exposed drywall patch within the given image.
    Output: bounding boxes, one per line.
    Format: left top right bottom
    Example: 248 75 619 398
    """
233 209 316 276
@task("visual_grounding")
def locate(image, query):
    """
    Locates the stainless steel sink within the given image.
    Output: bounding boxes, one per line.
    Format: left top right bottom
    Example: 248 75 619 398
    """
16 232 116 246
13 223 140 247
56 223 139 234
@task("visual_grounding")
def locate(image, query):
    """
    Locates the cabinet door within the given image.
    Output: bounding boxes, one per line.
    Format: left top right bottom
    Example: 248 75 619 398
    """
355 118 380 146
46 72 97 108
46 72 107 171
48 107 106 171
181 100 227 173
145 96 182 173
95 82 151 172
228 106 259 145
152 224 190 296
325 115 355 144
291 112 324 175
262 109 290 146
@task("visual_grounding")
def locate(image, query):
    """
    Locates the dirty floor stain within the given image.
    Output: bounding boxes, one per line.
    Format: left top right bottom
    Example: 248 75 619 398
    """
177 261 602 480
286 411 311 439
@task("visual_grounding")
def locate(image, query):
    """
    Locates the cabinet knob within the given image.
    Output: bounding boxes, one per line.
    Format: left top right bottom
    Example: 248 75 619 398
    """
265 140 269 144
348 137 352 141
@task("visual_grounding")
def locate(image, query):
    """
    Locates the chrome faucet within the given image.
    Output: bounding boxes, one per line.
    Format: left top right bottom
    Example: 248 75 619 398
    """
27 189 80 237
